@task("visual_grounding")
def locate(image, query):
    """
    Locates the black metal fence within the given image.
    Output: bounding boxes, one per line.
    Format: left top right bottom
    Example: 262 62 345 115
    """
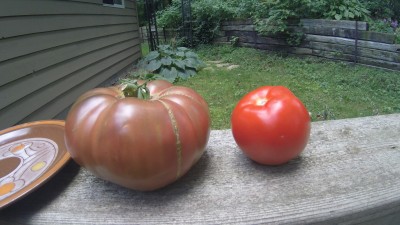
139 26 179 44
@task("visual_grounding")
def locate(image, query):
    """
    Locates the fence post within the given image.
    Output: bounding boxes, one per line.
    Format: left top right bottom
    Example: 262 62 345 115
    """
163 27 167 43
354 20 359 63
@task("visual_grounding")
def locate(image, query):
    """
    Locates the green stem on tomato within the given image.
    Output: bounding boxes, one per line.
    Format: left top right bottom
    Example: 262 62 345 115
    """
120 79 150 100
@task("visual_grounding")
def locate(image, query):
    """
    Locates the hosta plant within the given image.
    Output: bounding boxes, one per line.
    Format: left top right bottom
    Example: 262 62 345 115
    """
136 45 205 83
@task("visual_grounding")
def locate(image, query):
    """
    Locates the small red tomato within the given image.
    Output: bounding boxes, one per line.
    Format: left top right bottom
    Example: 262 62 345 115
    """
231 86 311 165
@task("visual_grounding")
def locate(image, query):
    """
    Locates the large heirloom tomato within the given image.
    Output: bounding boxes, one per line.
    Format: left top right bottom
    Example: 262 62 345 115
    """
231 86 310 165
64 80 210 191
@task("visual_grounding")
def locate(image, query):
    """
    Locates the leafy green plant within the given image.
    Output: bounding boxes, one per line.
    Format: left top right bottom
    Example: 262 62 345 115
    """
230 0 266 19
360 0 400 19
156 0 236 46
136 45 205 83
367 18 395 33
229 36 240 47
251 0 313 46
190 0 236 45
254 10 294 36
156 0 182 28
315 105 336 121
286 31 305 46
324 0 370 21
395 28 400 44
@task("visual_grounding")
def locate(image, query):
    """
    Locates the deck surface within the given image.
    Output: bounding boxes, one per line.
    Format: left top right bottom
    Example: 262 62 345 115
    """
1 114 400 224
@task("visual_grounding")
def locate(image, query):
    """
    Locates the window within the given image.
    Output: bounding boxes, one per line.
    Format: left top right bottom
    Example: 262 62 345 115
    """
103 0 125 8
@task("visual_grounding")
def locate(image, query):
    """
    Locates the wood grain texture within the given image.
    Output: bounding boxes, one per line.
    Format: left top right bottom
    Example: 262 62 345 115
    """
300 19 368 31
0 114 399 224
301 26 395 44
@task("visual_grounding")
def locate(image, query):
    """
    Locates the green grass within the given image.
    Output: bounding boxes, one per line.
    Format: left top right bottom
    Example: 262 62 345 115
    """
141 42 150 56
173 45 400 130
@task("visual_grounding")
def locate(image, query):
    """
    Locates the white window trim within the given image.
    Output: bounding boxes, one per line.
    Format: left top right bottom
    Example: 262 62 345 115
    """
103 0 125 8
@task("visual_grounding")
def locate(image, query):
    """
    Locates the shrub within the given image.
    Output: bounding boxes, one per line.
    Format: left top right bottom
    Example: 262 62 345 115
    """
367 18 396 33
156 0 181 28
361 0 400 19
238 0 371 45
134 45 205 83
395 28 400 44
155 0 399 46
323 0 370 21
252 0 314 46
228 0 269 19
191 0 236 45
157 0 236 46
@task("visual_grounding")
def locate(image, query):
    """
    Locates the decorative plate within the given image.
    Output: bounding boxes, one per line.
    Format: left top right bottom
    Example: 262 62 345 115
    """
0 120 70 209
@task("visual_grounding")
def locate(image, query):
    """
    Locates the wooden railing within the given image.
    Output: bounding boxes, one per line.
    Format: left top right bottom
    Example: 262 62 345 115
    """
1 114 400 224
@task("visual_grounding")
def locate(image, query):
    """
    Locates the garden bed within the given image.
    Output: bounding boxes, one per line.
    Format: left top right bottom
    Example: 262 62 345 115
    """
216 19 400 71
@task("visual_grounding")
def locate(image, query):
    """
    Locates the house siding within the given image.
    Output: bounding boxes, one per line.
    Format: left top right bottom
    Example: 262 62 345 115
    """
0 0 141 130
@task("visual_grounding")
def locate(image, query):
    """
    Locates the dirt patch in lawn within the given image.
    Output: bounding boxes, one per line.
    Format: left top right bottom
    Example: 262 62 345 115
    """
206 61 240 71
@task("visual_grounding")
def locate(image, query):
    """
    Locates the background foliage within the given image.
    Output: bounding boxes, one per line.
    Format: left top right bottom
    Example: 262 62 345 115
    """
176 45 400 129
133 44 205 83
143 0 400 45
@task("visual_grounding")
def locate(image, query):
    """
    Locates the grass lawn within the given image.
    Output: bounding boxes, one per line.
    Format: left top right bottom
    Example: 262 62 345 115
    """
173 45 400 130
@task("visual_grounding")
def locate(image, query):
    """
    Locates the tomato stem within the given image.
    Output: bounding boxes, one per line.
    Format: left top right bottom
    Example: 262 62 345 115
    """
120 79 151 100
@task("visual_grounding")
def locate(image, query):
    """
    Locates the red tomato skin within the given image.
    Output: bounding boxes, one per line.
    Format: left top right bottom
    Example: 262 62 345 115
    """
65 80 210 191
231 86 311 165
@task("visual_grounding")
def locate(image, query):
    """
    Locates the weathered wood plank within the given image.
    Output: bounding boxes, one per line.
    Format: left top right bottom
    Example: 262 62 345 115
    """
288 47 314 55
239 42 290 52
309 49 400 70
225 30 287 46
301 19 368 31
237 42 313 56
358 47 400 63
0 45 139 129
221 19 253 26
305 34 400 52
304 41 353 54
0 36 140 110
0 114 399 224
358 56 400 71
301 26 395 44
311 49 356 62
0 25 137 87
221 19 299 27
221 24 255 32
304 41 400 63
